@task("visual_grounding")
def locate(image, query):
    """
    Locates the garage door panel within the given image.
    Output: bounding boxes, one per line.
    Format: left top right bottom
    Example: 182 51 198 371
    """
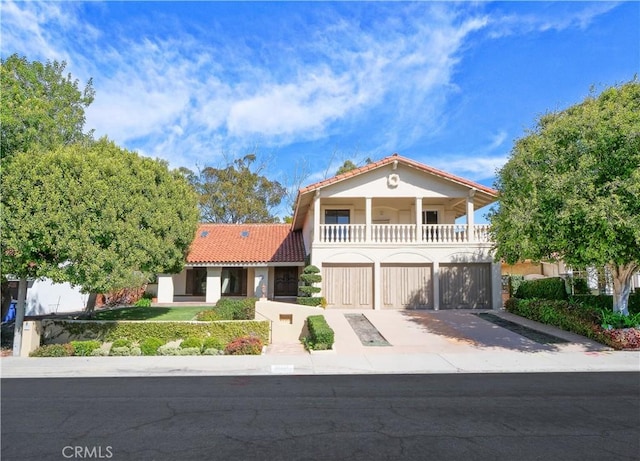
324 264 373 309
439 264 491 309
382 264 433 309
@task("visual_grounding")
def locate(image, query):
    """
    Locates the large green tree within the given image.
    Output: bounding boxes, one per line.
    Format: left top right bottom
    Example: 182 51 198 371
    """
490 80 640 315
184 154 286 223
1 54 95 323
1 54 95 160
1 138 199 353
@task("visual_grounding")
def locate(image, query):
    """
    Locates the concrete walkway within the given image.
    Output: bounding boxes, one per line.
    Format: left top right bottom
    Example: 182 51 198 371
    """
2 304 639 378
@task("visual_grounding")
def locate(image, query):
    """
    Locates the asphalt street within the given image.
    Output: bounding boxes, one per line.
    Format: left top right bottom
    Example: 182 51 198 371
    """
2 372 639 461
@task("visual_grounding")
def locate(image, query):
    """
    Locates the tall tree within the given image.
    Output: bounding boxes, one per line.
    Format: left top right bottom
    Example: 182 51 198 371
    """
1 54 95 160
489 80 640 315
186 154 286 223
1 54 95 324
1 138 199 353
335 160 358 176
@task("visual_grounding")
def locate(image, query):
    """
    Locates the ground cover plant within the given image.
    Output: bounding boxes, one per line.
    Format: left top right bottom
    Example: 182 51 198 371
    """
224 336 263 355
30 333 262 357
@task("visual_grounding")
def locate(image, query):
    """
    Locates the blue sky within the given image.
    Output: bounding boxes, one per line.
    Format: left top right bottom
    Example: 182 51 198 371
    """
2 1 639 218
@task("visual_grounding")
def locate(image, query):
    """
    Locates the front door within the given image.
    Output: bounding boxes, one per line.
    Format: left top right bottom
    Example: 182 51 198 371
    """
274 267 299 297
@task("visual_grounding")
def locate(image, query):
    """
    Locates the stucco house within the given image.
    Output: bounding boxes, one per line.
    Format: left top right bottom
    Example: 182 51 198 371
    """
157 153 503 310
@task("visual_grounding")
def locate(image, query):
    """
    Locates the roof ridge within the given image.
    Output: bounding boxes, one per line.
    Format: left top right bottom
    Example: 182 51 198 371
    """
298 153 497 195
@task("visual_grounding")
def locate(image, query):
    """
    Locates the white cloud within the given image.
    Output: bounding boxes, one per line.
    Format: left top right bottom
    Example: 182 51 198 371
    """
3 1 619 180
488 3 618 38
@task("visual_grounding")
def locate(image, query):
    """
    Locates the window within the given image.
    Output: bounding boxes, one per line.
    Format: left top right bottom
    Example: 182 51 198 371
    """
422 210 438 224
324 209 351 241
186 268 207 295
325 209 350 224
221 268 247 296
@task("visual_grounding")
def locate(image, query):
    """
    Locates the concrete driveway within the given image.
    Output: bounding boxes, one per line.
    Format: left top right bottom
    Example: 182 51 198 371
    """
260 301 611 355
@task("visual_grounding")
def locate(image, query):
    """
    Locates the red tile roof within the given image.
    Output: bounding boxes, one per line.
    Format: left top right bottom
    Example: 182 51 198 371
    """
298 153 498 196
187 223 305 264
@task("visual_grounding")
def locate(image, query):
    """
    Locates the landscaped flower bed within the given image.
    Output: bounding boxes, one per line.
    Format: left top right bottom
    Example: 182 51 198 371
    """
505 298 640 350
29 335 265 357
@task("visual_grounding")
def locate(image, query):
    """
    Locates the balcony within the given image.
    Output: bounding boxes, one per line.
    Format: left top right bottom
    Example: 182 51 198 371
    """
318 224 491 244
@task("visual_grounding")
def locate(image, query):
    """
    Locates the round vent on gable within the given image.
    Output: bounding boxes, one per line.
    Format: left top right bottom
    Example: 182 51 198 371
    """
387 173 399 188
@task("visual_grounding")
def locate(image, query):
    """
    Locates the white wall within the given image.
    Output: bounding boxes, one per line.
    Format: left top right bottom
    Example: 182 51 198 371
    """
25 279 89 315
322 163 472 199
157 274 175 303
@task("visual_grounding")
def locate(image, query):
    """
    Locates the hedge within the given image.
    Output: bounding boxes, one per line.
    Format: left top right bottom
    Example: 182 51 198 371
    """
41 319 270 345
571 294 640 314
196 298 257 321
505 298 639 350
515 277 568 300
306 315 334 350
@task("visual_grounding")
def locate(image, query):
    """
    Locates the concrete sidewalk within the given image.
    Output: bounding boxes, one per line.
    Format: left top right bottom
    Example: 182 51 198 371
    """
2 305 639 378
2 349 638 378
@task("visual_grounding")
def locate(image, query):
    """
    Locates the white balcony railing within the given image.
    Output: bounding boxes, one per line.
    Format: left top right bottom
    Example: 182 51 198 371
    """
318 224 491 244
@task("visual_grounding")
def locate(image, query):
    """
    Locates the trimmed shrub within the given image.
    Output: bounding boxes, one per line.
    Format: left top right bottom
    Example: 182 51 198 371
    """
306 315 334 350
30 343 74 357
203 337 226 351
300 265 321 283
109 346 131 356
91 348 109 356
224 336 263 355
130 347 142 356
140 337 164 356
177 347 201 356
298 265 323 307
157 345 181 356
70 340 101 356
572 294 640 314
180 337 203 349
111 338 132 349
296 297 325 307
298 285 321 296
196 298 257 321
515 277 568 300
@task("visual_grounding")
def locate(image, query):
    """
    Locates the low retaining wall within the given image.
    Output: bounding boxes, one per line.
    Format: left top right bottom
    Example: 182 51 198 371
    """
256 300 325 344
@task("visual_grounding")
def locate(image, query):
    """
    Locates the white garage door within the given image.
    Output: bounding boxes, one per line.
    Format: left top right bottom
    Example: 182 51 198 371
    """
439 263 491 309
382 264 433 309
323 264 373 309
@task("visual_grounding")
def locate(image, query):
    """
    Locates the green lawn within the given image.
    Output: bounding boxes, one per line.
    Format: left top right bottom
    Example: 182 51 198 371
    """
91 306 209 321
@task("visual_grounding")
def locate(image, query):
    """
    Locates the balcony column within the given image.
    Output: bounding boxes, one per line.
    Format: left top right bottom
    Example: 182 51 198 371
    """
415 197 423 242
467 189 476 242
313 189 321 243
365 197 372 242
